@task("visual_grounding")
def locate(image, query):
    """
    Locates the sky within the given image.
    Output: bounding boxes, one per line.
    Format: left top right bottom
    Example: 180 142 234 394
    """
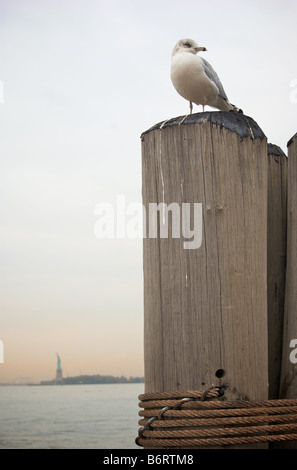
0 0 296 383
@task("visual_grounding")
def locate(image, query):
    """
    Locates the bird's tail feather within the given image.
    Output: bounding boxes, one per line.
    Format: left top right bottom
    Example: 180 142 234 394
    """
218 95 243 113
229 102 243 114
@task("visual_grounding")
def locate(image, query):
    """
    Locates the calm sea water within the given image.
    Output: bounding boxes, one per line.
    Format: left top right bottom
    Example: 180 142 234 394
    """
0 383 144 449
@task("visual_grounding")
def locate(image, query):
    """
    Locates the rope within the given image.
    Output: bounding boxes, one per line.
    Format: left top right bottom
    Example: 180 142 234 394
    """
136 387 297 447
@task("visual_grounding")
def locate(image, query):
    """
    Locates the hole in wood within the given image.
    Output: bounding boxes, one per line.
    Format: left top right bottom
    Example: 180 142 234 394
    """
215 369 225 378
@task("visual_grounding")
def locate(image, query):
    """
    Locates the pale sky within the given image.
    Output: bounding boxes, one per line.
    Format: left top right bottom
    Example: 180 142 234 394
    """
0 0 296 382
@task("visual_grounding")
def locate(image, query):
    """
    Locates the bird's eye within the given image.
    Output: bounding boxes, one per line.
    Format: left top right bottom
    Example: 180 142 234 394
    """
184 42 191 48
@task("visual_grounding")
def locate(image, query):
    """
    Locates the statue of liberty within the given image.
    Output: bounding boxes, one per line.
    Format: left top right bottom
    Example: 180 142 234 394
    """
56 353 61 371
56 353 63 383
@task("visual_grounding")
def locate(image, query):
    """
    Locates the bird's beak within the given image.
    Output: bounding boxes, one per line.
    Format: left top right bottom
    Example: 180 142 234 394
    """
195 46 207 52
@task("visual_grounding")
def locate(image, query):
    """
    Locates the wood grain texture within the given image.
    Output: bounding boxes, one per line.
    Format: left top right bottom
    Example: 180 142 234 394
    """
142 113 269 405
267 144 287 399
280 134 297 400
275 134 297 449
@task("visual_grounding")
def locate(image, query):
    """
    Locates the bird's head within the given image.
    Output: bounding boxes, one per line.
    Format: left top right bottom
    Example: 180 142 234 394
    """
172 38 207 56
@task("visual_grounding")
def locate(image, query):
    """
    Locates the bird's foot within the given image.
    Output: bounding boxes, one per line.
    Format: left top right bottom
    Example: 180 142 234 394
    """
160 118 172 129
178 114 189 126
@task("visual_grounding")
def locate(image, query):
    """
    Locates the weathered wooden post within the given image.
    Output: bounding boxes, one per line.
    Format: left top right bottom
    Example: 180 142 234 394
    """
280 133 297 400
142 112 268 394
274 133 297 448
136 118 297 448
267 143 287 400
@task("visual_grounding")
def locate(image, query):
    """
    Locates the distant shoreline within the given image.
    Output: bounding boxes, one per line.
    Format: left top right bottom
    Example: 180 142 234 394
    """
0 374 144 386
41 374 144 385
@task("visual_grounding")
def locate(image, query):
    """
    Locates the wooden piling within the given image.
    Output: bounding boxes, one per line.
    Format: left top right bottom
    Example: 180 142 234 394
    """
141 112 269 404
272 133 297 449
267 143 287 400
280 133 297 401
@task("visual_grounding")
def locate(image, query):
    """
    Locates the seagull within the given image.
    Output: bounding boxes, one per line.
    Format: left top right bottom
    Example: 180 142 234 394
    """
170 38 242 114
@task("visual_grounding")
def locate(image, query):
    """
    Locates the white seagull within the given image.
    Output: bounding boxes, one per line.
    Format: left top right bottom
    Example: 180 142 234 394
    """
170 38 241 114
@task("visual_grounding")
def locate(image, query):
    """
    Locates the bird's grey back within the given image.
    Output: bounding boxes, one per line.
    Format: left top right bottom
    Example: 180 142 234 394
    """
201 57 229 101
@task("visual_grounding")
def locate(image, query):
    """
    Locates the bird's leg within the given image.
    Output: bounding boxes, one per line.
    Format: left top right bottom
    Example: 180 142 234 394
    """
178 101 192 126
179 114 189 126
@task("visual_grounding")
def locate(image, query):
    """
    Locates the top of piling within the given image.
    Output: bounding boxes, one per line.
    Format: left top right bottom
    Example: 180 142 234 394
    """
287 132 297 148
267 143 286 157
141 111 266 141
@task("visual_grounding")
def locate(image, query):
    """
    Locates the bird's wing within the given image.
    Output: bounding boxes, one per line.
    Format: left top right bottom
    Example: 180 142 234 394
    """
200 57 229 102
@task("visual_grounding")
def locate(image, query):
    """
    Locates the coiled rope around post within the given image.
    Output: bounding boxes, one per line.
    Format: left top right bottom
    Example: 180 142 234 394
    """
136 387 297 447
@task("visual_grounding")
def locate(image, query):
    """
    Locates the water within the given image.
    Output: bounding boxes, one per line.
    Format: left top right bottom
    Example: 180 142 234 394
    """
0 383 144 449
